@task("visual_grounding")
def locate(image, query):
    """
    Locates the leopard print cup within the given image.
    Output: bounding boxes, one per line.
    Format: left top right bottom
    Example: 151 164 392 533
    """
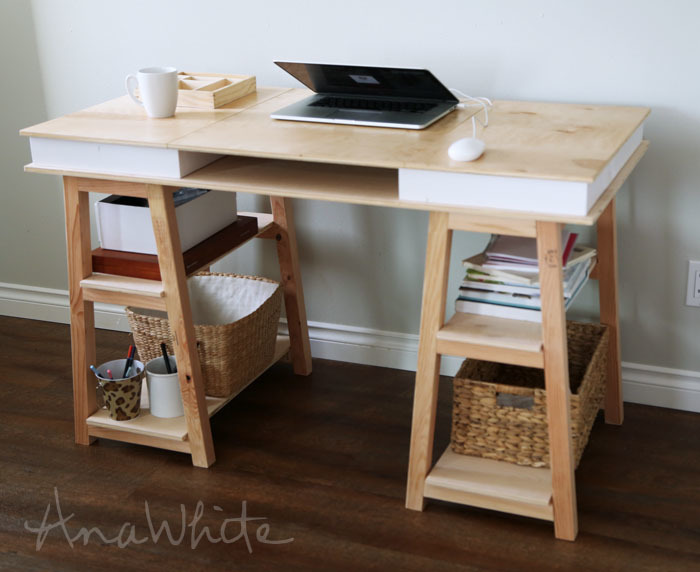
100 379 142 420
95 359 144 421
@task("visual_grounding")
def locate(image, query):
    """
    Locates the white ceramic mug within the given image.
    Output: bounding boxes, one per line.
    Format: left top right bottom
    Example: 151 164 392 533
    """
125 66 178 118
146 356 184 418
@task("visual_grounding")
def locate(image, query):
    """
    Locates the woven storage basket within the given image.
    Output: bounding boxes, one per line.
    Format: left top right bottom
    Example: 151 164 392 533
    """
451 321 608 468
126 272 282 398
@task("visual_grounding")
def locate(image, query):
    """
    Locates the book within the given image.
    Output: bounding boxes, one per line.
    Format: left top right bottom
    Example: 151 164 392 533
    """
463 246 596 287
458 258 591 308
485 232 577 266
463 253 537 285
457 288 542 309
455 299 543 322
459 279 539 297
565 245 596 268
455 260 592 322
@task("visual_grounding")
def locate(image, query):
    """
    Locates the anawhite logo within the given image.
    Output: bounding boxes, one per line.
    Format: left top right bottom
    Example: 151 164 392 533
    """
24 488 294 551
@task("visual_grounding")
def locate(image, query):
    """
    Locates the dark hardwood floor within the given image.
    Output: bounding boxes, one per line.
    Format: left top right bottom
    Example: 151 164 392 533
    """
0 315 698 571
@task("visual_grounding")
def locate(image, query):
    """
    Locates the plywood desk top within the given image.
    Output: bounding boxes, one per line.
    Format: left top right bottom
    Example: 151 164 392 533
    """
21 87 649 183
19 87 291 148
172 89 649 182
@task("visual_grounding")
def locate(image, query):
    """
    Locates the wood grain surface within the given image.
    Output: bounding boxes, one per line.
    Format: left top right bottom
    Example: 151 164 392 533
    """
0 315 698 571
21 88 649 181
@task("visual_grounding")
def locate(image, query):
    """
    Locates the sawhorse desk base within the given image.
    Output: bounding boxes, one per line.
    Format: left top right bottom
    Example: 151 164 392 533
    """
405 199 624 541
64 177 312 468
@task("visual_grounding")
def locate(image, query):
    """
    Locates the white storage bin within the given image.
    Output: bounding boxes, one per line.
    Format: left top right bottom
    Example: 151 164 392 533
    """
95 188 237 255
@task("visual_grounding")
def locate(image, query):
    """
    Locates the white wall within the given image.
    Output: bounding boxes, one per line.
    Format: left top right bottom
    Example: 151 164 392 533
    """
4 1 700 380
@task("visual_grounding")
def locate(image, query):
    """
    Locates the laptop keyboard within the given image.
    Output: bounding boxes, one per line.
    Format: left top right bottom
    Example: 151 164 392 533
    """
310 96 437 113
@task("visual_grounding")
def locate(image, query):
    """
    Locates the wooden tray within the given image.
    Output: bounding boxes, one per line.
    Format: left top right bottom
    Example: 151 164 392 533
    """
176 72 256 109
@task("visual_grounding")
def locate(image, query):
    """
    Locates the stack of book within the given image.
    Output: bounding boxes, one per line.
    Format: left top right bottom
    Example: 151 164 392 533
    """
456 233 595 322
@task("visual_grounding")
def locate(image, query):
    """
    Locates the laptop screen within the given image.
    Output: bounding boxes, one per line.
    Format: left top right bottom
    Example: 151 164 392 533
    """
275 62 458 102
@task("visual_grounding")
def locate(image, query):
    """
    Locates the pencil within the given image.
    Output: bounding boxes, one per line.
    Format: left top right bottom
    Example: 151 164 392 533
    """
160 343 173 374
122 344 136 378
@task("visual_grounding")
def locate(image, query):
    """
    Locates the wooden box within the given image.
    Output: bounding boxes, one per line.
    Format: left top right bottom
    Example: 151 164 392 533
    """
176 72 256 109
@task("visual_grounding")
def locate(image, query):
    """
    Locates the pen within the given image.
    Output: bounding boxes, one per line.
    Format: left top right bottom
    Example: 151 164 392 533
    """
106 369 114 380
160 343 173 374
122 345 136 378
89 365 102 379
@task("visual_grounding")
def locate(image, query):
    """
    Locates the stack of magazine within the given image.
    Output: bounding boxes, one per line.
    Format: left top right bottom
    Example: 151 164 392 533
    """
456 233 596 323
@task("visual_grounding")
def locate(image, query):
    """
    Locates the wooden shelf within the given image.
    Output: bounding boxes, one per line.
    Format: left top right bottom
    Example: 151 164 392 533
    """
437 258 597 369
82 212 276 311
81 273 164 296
424 447 553 521
81 274 166 310
437 312 544 368
86 335 290 449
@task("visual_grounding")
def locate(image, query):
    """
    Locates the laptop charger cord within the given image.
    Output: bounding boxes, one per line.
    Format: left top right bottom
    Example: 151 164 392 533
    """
450 88 493 138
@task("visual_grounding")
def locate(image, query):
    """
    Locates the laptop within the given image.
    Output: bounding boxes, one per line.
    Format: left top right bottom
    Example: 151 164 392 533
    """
271 62 459 130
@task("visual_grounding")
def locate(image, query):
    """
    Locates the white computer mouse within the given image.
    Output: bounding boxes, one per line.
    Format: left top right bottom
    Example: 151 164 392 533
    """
448 137 486 162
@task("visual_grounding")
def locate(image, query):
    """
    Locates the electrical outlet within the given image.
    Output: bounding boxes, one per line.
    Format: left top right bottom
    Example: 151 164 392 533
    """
686 261 700 307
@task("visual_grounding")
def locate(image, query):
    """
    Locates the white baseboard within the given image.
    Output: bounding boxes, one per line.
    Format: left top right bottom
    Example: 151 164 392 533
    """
617 362 700 413
2 281 699 413
0 282 131 331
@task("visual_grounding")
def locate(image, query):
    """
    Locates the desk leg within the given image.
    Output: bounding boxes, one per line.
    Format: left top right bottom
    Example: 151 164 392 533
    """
147 185 216 468
63 176 97 446
270 197 312 375
406 212 452 510
537 221 578 541
597 199 624 425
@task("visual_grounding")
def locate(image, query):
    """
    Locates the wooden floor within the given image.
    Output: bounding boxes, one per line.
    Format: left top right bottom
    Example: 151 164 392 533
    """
0 315 698 571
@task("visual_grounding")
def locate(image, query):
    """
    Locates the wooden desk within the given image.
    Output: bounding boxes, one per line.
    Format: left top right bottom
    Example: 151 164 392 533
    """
21 87 649 541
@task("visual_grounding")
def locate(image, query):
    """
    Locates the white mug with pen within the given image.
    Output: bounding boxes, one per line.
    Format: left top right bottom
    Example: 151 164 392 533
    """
145 344 184 419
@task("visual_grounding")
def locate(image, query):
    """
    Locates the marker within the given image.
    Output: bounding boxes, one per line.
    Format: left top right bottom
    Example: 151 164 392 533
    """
122 345 136 378
160 343 173 374
106 369 114 380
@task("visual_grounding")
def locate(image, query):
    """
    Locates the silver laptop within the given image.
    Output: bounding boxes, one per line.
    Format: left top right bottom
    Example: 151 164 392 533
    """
271 62 459 130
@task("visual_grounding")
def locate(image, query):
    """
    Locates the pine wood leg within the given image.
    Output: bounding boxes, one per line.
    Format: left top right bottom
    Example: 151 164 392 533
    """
63 176 97 446
147 184 216 468
270 197 312 375
597 199 624 425
537 221 578 541
406 212 452 511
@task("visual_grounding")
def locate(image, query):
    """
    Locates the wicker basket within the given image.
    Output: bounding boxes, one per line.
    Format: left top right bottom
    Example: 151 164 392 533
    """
126 272 282 397
451 321 608 468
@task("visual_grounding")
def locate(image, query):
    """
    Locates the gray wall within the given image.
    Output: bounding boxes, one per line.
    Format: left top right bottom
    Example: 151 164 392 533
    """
1 1 67 287
3 0 700 373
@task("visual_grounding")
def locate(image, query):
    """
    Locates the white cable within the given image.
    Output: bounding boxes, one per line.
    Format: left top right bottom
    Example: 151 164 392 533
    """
449 88 493 138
